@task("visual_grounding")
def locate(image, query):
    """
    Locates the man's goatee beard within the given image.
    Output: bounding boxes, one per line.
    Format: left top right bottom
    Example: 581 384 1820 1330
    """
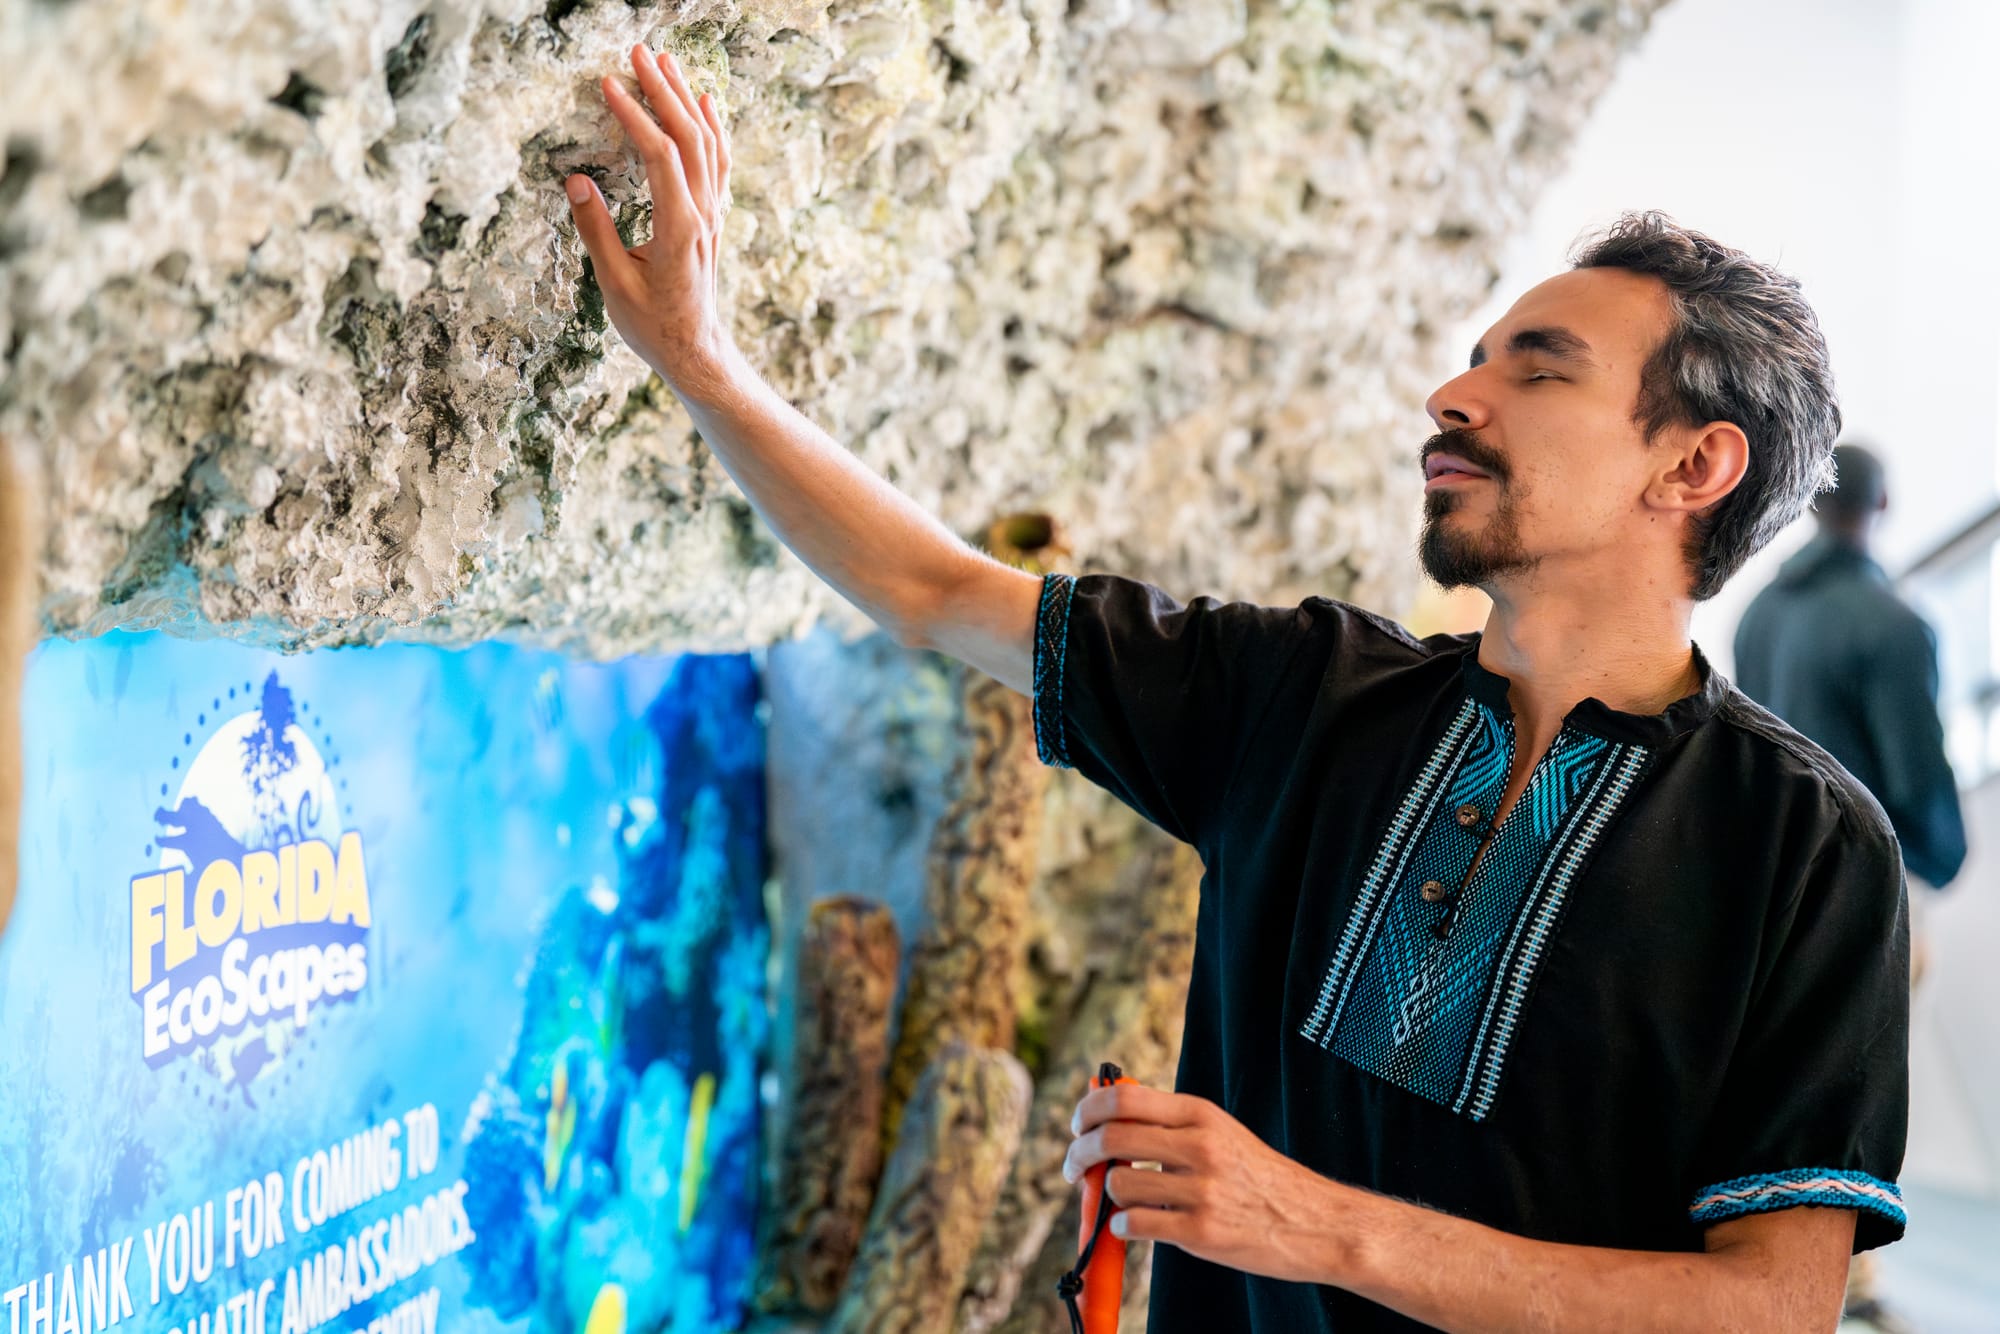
1417 489 1538 589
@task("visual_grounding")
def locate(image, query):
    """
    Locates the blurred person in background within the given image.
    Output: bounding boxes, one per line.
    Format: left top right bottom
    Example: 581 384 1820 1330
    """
1734 442 1967 891
1733 440 1968 1334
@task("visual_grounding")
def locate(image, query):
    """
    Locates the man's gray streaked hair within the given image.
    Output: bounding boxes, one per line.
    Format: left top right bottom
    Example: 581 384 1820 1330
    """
1569 211 1841 600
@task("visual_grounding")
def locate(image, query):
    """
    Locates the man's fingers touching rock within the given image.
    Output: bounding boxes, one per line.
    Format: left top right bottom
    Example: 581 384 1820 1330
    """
564 175 627 275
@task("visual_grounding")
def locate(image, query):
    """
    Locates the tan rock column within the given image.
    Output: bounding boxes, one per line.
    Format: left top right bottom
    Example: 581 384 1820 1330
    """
0 445 35 939
959 836 1204 1334
878 514 1071 1150
829 1040 1033 1334
754 896 902 1315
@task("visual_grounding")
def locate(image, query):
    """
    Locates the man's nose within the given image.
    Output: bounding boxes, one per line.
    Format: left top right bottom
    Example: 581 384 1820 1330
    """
1425 369 1493 432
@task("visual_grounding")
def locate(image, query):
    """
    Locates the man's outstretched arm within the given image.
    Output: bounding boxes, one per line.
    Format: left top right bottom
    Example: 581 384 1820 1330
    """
563 43 1042 693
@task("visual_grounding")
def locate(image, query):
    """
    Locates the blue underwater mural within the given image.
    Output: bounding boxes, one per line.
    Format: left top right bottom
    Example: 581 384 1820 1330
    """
0 633 768 1334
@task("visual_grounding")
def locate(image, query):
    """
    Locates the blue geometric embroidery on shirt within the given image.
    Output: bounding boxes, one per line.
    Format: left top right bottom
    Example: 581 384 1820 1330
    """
1296 698 1483 1050
1032 571 1077 769
1297 696 1652 1121
1688 1169 1906 1231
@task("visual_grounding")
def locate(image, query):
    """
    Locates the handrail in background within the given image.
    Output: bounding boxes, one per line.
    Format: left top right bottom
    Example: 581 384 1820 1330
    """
1898 496 2000 792
1901 499 2000 582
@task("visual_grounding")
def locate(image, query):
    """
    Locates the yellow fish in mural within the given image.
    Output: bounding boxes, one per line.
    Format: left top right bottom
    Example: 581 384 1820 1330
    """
584 1283 627 1334
679 1072 716 1233
545 1056 577 1193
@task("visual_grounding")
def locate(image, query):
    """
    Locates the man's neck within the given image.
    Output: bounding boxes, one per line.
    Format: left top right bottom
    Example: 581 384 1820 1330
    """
1816 518 1873 556
1476 577 1701 750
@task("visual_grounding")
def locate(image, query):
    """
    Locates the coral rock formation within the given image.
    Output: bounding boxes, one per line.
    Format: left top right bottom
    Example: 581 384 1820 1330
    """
5 0 1665 658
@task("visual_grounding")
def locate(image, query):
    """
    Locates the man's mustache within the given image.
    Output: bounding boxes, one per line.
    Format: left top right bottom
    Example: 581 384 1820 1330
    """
1420 428 1510 482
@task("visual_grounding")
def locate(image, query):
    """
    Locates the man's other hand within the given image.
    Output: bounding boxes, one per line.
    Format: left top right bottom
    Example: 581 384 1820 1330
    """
1065 1081 1344 1285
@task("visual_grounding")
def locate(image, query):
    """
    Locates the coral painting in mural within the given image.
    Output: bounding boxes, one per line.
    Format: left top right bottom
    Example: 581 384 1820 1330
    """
461 653 769 1332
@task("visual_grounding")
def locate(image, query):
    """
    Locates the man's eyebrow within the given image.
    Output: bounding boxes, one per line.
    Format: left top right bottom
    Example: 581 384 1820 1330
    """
1468 326 1599 370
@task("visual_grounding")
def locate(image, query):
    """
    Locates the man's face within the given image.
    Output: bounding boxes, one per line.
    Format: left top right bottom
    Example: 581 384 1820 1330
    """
1418 268 1680 592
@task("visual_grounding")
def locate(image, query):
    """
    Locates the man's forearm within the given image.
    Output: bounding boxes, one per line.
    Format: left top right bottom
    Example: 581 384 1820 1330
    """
669 340 979 645
1306 1178 1847 1333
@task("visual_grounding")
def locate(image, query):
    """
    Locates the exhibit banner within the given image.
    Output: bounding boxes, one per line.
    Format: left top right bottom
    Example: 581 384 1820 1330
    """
0 634 770 1334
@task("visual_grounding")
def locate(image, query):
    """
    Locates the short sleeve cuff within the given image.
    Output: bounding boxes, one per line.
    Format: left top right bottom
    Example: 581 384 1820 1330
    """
1689 1169 1906 1248
1032 571 1078 769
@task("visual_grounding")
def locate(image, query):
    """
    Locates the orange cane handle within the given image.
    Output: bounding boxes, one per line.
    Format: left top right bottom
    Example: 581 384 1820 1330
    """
1075 1063 1139 1333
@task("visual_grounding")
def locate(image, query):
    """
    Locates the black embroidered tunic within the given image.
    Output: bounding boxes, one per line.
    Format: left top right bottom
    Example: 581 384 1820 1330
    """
1031 572 1910 1333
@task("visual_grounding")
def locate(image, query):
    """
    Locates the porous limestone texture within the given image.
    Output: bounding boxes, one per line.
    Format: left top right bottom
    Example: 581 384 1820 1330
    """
3 0 1667 657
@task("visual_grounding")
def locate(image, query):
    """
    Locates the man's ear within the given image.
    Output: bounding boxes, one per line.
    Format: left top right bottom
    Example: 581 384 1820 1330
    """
1646 420 1749 515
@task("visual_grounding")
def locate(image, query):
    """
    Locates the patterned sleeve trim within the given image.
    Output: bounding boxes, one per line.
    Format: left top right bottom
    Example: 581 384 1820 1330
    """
1032 571 1077 770
1688 1169 1906 1230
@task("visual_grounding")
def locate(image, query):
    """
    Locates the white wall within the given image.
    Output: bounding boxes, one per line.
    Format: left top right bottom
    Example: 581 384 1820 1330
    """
1445 0 2000 1201
1906 779 2000 1194
1447 0 2000 673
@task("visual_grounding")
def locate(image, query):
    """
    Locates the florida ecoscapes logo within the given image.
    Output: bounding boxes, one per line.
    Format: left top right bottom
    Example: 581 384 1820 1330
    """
130 672 373 1069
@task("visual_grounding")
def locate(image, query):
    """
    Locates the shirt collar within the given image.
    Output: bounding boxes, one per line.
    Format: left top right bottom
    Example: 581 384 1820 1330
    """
1457 639 1725 747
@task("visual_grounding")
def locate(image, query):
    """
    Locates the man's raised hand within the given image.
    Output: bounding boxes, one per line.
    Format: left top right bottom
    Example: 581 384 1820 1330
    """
565 43 735 391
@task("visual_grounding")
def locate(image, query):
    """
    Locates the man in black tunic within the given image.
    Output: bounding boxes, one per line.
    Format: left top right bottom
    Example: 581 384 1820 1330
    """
563 48 1903 1330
